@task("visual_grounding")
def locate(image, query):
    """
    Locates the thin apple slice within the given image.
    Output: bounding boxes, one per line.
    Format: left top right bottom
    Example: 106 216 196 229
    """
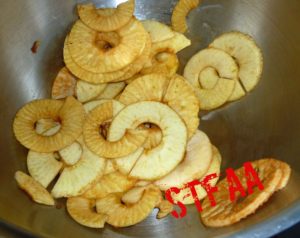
155 130 212 190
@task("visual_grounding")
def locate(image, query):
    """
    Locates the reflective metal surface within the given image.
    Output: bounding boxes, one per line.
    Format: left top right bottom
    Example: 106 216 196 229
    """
1 0 300 237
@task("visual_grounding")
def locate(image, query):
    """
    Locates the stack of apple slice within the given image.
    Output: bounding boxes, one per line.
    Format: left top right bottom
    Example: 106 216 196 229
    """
12 0 267 231
184 32 264 110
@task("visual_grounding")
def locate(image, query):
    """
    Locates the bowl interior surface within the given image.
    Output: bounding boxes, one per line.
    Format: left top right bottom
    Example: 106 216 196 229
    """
1 0 300 237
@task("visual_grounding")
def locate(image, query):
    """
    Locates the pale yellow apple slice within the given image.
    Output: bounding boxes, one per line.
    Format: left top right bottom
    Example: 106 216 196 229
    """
172 145 222 204
27 150 63 188
210 32 263 92
51 139 106 198
108 101 187 180
155 130 212 190
96 82 126 100
184 48 238 110
112 147 144 175
141 20 175 43
152 32 191 53
59 141 82 166
35 118 61 136
76 80 107 103
199 67 246 102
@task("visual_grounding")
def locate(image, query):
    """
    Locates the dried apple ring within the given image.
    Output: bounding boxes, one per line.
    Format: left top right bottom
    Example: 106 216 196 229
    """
112 148 144 175
67 19 147 73
59 141 82 166
121 186 148 205
119 74 200 138
200 159 286 227
210 32 263 92
184 48 238 110
96 185 161 227
121 185 173 219
64 37 126 84
108 101 188 180
67 197 107 228
276 161 291 190
162 74 200 138
83 101 148 158
119 74 170 104
64 33 150 83
172 0 200 33
104 160 117 175
84 99 124 114
156 200 174 219
199 67 246 102
13 96 85 153
113 33 152 82
78 0 135 32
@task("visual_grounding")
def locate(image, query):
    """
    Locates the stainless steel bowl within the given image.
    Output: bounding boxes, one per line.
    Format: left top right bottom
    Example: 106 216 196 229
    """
1 0 300 237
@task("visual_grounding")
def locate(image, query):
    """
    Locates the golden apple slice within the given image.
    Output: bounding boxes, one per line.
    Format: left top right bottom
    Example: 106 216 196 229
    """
96 185 161 227
78 0 135 32
83 101 147 158
51 67 77 100
67 19 147 73
15 171 55 206
171 0 200 33
172 145 222 204
83 172 136 199
67 197 107 228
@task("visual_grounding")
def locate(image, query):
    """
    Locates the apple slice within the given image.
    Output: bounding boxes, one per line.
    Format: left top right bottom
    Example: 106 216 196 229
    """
96 185 161 227
184 48 238 110
171 145 222 204
67 197 107 228
76 80 107 103
108 101 187 180
155 130 212 190
210 31 263 92
141 20 174 43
